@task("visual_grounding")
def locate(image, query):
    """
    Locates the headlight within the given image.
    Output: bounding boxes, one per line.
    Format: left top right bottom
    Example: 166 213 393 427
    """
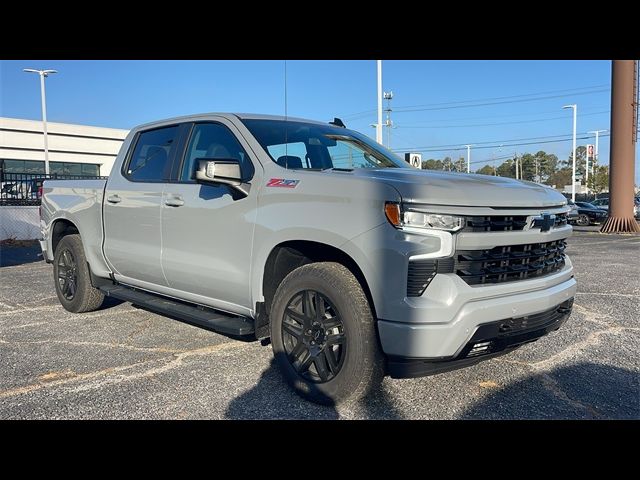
385 203 465 232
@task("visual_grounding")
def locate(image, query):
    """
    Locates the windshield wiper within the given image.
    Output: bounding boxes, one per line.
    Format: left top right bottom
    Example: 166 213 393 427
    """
322 167 354 172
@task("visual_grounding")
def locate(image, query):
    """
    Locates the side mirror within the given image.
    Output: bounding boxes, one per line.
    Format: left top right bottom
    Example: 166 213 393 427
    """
194 158 250 196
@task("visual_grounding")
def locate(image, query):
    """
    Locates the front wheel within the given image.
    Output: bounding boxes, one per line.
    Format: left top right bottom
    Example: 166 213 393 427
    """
270 262 384 405
576 214 591 226
53 234 104 313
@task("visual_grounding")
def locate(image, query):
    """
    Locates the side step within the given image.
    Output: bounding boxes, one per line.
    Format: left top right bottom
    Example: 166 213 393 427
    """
99 284 254 337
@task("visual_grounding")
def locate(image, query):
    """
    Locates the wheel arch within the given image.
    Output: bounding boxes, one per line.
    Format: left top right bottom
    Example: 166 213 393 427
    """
258 240 376 338
51 218 80 255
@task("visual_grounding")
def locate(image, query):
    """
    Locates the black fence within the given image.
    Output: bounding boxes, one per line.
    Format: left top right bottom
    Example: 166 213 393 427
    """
0 173 107 206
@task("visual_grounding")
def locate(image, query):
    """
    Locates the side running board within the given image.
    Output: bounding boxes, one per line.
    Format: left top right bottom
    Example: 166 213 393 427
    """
99 284 254 337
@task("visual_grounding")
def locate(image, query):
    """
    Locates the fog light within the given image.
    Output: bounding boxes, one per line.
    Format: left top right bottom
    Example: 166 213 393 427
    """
468 341 492 357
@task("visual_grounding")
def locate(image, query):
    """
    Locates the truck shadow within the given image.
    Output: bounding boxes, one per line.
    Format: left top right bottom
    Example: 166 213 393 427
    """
0 241 43 267
225 356 404 419
461 362 639 419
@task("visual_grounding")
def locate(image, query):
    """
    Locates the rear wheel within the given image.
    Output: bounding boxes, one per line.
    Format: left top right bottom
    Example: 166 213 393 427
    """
53 234 104 313
270 262 383 405
576 214 591 226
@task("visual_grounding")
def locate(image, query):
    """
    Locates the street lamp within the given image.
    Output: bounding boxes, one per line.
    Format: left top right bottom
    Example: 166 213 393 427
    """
562 104 577 201
23 68 58 175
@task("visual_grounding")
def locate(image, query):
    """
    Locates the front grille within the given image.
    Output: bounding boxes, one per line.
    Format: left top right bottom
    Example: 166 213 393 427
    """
462 213 568 232
455 239 567 285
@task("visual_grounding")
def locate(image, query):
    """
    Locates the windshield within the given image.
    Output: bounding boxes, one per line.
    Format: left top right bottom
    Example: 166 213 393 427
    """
241 119 409 170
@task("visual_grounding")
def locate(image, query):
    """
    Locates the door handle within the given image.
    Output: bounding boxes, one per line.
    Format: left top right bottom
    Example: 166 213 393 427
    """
107 194 121 204
164 196 184 207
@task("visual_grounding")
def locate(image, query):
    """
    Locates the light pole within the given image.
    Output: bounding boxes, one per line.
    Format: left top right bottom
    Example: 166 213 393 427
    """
562 104 578 201
376 60 383 145
465 144 472 173
24 68 58 175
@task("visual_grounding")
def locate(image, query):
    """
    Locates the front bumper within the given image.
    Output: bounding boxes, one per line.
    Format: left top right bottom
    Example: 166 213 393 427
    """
387 299 573 378
377 265 576 359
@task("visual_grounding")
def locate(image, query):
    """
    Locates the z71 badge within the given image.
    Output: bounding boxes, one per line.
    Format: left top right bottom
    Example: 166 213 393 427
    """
266 178 300 188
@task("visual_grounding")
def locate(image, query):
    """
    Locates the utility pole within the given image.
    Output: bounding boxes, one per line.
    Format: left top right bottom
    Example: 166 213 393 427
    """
465 145 472 173
562 104 578 201
384 91 393 149
601 60 640 233
376 60 383 145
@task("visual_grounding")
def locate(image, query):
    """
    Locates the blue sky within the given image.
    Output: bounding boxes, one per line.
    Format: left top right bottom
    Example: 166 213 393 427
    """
1 60 637 183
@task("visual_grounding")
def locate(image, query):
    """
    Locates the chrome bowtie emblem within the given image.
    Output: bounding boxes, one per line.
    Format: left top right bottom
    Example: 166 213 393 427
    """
526 212 556 232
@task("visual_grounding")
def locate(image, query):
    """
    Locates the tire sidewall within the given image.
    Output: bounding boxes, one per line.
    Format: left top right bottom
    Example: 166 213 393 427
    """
270 264 376 405
53 235 92 313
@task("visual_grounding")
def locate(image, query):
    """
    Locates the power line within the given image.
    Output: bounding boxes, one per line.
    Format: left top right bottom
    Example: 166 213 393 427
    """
394 89 609 114
341 84 610 120
394 84 609 110
394 132 612 153
385 105 610 124
393 132 598 151
396 110 609 129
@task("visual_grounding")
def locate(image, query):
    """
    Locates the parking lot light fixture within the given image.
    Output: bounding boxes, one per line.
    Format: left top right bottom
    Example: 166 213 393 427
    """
23 68 58 175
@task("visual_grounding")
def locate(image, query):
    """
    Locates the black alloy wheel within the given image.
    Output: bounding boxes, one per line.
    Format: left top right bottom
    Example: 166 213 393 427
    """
281 289 346 383
57 247 78 300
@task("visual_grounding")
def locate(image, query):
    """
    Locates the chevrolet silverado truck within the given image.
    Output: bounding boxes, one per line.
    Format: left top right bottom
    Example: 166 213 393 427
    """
40 113 576 405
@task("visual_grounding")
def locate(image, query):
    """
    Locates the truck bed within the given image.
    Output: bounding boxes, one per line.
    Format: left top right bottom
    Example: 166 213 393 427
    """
40 179 108 272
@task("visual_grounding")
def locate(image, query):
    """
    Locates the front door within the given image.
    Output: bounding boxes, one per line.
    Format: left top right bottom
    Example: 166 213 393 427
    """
160 121 259 311
103 125 180 287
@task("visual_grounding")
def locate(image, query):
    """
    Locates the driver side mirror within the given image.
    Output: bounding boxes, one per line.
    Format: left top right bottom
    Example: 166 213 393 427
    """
194 158 250 197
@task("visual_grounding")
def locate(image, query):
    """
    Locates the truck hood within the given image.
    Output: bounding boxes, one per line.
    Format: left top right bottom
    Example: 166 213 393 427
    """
349 168 567 208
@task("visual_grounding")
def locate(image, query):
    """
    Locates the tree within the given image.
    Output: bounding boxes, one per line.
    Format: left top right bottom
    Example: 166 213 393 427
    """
534 150 558 181
545 167 573 189
496 159 516 178
441 157 454 171
422 159 443 170
563 145 588 180
587 165 609 194
453 156 466 172
476 165 495 176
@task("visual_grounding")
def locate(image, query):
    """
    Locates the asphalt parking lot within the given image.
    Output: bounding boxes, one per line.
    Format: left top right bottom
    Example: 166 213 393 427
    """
0 229 638 419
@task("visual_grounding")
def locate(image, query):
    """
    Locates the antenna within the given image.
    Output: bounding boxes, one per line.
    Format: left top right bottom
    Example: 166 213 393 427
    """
284 60 288 166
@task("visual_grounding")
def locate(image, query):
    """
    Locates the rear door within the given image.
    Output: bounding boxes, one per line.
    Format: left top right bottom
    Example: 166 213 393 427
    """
160 120 259 310
103 125 181 287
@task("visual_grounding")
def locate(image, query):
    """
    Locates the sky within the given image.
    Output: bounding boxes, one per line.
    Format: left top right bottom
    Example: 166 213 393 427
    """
1 60 638 183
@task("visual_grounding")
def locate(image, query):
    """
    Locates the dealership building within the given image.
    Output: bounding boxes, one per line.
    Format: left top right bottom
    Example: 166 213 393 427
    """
0 117 128 177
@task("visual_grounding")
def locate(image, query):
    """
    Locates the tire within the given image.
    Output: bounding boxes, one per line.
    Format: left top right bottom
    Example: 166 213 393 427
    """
270 262 384 405
576 214 591 226
53 234 104 313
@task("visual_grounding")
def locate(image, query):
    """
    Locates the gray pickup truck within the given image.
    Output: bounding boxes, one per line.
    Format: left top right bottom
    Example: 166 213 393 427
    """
40 113 576 405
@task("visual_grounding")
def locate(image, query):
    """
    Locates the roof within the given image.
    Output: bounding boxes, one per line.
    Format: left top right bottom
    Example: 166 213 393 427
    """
134 112 329 130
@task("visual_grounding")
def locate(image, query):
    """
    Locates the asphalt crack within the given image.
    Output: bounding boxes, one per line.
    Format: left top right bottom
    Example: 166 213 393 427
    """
0 341 245 399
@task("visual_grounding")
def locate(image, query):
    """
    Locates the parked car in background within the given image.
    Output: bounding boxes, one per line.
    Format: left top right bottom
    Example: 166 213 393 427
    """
591 197 640 219
568 200 608 226
567 201 580 224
